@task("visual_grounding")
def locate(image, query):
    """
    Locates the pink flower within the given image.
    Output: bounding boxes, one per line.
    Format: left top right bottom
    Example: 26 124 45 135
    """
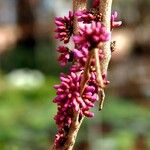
76 9 122 30
71 47 104 72
53 72 98 147
111 11 122 29
73 21 110 49
76 10 95 23
55 11 74 43
54 72 98 117
57 46 72 66
76 9 102 23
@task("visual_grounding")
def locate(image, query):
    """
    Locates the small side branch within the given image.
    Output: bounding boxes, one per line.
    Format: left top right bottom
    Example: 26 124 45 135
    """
94 47 104 88
80 50 93 95
93 47 105 110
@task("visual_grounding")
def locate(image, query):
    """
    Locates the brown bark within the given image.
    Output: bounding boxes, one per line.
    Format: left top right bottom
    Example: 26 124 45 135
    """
99 0 112 75
73 0 87 34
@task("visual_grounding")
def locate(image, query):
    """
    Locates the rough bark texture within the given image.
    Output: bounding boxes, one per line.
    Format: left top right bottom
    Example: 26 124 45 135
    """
99 0 112 75
61 112 84 150
73 0 87 34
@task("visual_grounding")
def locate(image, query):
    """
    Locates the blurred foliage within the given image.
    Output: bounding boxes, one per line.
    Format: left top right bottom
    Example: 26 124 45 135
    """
0 75 58 150
0 75 149 150
0 40 58 74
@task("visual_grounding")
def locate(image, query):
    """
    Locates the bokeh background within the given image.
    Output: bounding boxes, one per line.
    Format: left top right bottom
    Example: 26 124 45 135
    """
0 0 149 150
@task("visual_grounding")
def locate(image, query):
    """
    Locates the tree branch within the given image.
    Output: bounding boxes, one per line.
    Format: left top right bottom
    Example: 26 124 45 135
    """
99 0 112 75
62 0 113 149
94 47 104 88
51 0 113 149
73 0 87 34
51 1 87 150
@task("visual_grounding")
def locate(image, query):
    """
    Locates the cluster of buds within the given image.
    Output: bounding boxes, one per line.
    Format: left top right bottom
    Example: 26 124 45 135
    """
53 72 98 147
71 21 109 72
53 0 122 148
76 9 122 30
73 21 110 49
55 11 74 43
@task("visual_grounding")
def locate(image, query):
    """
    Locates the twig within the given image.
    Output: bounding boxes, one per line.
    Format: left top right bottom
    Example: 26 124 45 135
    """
98 88 105 111
93 47 106 111
62 112 84 150
94 47 104 88
80 50 94 95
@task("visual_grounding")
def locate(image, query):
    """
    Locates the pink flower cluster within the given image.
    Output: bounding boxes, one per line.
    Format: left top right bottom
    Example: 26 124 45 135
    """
53 4 122 147
76 9 122 30
76 8 102 23
53 18 110 148
74 21 110 49
111 11 122 29
53 72 98 147
55 11 74 43
71 47 104 72
57 46 70 66
71 21 108 72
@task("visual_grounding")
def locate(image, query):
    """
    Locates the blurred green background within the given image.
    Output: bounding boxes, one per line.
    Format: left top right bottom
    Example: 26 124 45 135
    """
0 0 149 150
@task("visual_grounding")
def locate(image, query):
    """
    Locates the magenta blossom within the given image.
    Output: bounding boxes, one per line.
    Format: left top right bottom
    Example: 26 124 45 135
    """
76 9 102 24
53 72 98 147
76 10 96 23
71 47 104 72
54 72 98 118
111 11 122 29
57 46 72 66
73 21 110 49
76 9 122 30
55 11 74 43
